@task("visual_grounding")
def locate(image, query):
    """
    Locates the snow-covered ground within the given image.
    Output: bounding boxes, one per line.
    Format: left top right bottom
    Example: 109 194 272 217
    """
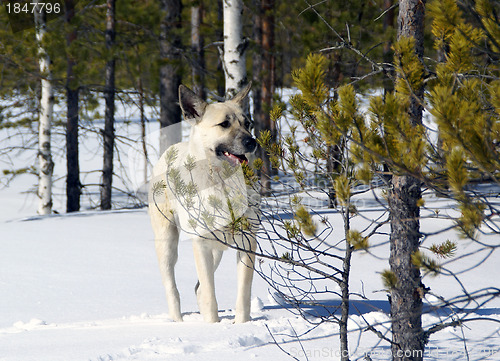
1 93 499 360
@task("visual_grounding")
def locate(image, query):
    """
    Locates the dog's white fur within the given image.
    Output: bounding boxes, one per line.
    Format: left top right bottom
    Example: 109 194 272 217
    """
149 84 259 323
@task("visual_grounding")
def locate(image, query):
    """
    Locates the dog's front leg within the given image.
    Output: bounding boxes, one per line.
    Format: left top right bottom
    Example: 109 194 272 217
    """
192 239 220 322
152 208 183 322
155 240 183 322
235 237 256 323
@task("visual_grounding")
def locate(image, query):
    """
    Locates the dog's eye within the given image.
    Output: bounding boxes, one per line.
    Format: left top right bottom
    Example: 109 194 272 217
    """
219 120 231 128
244 120 251 129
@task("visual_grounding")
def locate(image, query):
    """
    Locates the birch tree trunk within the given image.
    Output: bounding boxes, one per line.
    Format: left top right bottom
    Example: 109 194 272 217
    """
159 0 182 154
100 0 116 210
66 0 80 213
34 2 54 215
223 0 247 98
389 0 426 360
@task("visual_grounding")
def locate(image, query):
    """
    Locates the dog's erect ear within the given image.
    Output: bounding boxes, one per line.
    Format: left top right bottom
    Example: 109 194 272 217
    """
179 85 208 123
230 82 252 105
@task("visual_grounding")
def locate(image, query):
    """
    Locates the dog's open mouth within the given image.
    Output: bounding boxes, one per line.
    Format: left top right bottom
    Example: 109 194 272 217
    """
223 151 248 166
216 147 248 166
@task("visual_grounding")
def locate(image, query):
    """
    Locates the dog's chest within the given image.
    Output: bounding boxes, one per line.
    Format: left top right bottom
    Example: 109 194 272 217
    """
165 152 251 237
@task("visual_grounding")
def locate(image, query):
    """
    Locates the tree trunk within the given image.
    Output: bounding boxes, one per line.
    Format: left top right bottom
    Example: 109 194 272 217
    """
257 0 275 194
65 0 80 213
251 0 262 123
191 1 206 100
66 85 80 212
100 0 116 210
260 0 275 121
326 53 342 208
216 0 225 98
138 78 148 188
389 1 426 360
34 2 54 215
383 0 395 96
381 0 395 182
223 0 247 98
340 209 352 361
252 0 265 188
159 0 182 153
326 144 342 208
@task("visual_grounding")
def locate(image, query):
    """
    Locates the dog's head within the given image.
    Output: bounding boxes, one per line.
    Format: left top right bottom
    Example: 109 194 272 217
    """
179 83 257 166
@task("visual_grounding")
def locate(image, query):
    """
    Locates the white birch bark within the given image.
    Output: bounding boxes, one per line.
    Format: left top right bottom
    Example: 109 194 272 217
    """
223 0 246 98
35 3 54 215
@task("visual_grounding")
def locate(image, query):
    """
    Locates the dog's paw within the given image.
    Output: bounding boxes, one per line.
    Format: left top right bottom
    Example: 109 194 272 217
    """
170 313 183 322
203 313 220 323
234 314 251 323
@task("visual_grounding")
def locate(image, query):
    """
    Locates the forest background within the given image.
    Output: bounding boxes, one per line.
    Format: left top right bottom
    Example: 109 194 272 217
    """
1 1 499 360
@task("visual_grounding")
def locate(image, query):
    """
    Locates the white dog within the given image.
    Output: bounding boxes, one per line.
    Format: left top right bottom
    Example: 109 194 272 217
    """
149 83 259 323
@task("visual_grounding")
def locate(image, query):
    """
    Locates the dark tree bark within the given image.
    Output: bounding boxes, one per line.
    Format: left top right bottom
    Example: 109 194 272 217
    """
260 0 275 118
256 0 275 195
382 0 396 181
325 52 342 208
339 210 353 361
65 0 80 213
138 78 148 188
326 144 342 208
251 0 262 128
389 0 426 360
389 176 424 361
159 0 182 153
191 1 206 100
383 0 396 96
216 0 225 98
100 0 116 210
252 0 264 190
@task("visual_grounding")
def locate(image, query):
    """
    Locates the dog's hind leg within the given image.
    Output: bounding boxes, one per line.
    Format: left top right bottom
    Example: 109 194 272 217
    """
192 239 220 322
235 235 257 323
154 219 183 322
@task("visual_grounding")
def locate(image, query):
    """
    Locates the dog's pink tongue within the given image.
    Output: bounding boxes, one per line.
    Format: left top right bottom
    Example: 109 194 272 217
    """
225 152 241 166
224 152 246 166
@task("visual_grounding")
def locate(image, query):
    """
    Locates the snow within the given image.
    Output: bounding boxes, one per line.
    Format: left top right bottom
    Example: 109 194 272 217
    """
1 97 500 360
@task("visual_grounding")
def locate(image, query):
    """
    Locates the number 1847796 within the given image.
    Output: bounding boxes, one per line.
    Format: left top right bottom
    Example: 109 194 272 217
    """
6 2 61 14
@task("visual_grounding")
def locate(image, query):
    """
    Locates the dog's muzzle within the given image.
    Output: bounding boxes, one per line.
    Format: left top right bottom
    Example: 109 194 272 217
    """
215 136 257 167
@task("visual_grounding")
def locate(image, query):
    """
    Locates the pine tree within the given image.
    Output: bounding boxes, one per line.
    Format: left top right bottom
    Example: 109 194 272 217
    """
263 53 372 361
427 0 499 240
349 0 499 356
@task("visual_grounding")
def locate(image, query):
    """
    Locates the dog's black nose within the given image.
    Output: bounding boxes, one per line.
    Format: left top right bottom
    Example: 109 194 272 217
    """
243 136 257 153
